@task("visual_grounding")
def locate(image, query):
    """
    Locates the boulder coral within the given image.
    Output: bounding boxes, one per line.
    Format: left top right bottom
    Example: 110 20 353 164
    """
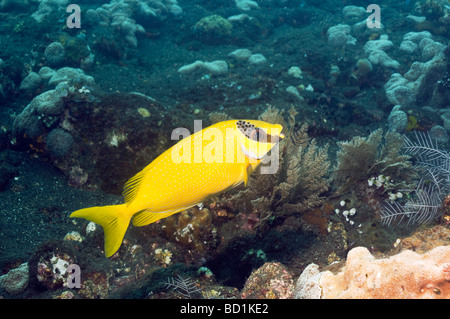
295 245 450 299
326 24 356 47
385 32 446 108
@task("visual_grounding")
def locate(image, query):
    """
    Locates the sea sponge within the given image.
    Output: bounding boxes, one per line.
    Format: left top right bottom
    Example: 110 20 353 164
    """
327 24 356 47
296 245 450 299
45 128 74 158
419 38 445 61
387 106 408 133
355 58 373 76
295 246 450 299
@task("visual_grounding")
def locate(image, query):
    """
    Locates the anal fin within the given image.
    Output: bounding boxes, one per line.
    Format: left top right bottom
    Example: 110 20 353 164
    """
132 205 197 227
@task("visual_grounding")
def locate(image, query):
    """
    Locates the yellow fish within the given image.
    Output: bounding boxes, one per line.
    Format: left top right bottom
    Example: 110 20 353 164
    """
70 120 284 257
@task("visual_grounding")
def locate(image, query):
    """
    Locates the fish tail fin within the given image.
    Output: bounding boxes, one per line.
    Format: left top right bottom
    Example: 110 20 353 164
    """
70 204 130 257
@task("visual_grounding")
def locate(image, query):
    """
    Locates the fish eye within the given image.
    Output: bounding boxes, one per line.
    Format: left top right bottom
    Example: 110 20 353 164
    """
250 128 267 142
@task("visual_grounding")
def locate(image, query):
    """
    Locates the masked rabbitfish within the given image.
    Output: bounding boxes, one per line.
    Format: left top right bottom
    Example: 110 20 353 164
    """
70 119 284 257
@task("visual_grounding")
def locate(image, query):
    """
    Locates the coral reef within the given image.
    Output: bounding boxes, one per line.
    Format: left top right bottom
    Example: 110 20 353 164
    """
295 245 450 299
228 48 253 62
364 34 399 69
31 0 69 23
1 0 449 301
13 81 71 138
332 129 416 195
214 106 330 231
234 0 259 11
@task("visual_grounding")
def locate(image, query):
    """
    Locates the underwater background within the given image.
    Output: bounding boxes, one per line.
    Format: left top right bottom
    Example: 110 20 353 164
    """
0 0 449 299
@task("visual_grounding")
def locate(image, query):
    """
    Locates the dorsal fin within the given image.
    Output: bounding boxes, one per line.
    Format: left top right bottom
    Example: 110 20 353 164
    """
122 164 152 203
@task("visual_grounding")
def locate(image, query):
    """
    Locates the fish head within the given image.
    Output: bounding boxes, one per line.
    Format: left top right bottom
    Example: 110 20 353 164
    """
235 119 284 161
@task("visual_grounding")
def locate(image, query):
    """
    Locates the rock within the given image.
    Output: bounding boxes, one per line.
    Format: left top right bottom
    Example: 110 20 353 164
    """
13 82 71 138
0 263 29 295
